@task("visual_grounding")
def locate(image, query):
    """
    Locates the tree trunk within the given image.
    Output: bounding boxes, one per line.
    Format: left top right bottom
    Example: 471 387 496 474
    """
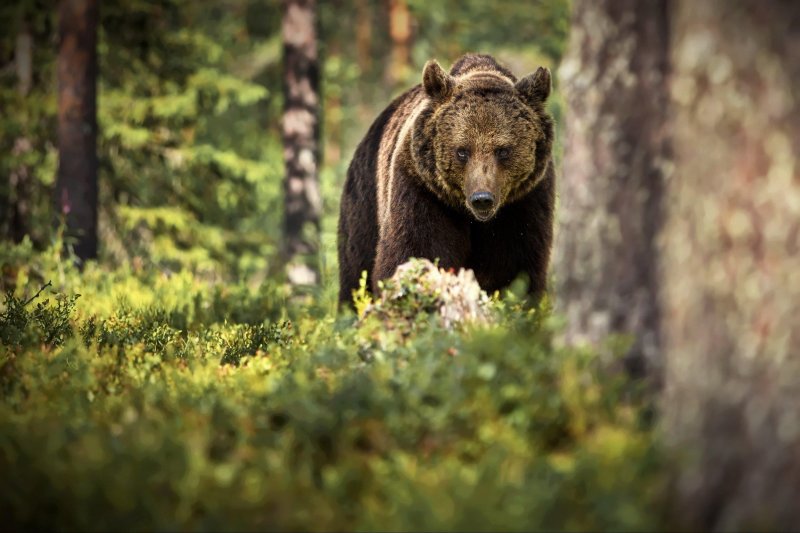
384 0 411 91
7 21 34 244
55 0 98 262
355 0 372 77
663 1 800 529
555 0 670 378
281 0 321 286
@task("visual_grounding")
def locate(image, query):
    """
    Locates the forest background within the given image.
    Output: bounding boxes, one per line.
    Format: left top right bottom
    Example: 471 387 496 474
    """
2 0 799 531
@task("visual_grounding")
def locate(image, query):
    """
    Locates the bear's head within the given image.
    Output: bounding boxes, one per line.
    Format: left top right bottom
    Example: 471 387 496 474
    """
410 57 553 222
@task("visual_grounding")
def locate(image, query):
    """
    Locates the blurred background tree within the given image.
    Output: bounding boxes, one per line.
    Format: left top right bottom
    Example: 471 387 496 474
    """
556 0 800 529
555 0 669 379
663 1 800 528
56 0 99 263
281 0 321 287
1 0 56 248
385 0 412 91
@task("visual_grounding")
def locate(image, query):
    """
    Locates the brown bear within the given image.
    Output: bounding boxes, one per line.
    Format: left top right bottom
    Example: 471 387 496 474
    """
337 53 555 307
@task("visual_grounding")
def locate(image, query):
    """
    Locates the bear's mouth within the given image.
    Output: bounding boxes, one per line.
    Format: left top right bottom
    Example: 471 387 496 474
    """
469 206 496 222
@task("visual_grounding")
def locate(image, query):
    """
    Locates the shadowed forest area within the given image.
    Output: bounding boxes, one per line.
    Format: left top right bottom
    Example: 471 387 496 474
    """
1 0 799 530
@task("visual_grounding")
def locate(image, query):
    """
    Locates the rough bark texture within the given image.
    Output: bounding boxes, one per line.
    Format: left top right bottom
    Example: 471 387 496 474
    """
55 0 98 261
556 0 670 377
664 1 800 529
281 0 321 285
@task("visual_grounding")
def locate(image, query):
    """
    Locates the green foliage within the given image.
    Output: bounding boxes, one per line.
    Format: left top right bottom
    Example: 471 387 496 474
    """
1 281 77 350
408 0 570 66
1 0 282 281
0 246 669 531
0 2 58 244
96 0 281 278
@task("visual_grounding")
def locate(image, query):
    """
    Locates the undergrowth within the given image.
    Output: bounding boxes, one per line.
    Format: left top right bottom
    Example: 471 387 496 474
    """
0 241 668 531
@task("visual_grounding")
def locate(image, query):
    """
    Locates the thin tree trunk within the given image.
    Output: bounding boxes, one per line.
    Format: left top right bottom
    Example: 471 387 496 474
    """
281 0 321 286
354 0 378 136
663 1 800 528
8 21 34 243
555 0 670 378
355 0 372 76
384 0 411 91
55 0 98 262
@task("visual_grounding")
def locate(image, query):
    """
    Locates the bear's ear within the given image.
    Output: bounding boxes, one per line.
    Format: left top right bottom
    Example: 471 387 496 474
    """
422 60 454 101
515 66 551 106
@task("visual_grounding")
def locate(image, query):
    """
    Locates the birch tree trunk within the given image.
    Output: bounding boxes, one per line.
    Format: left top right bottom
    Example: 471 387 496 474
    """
55 0 98 262
555 0 670 378
663 1 800 528
281 0 321 286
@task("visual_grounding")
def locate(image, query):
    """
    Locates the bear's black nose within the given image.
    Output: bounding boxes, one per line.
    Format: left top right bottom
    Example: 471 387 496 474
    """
469 191 495 212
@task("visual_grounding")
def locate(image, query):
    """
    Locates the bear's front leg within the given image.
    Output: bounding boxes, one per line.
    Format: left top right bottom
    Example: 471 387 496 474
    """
372 176 470 293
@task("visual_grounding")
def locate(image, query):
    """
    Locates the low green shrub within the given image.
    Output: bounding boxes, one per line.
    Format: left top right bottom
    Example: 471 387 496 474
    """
0 246 668 531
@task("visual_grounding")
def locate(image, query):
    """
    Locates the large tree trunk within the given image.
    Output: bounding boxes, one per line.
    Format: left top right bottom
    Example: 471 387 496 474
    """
281 0 321 286
663 1 800 529
55 0 98 262
555 0 670 378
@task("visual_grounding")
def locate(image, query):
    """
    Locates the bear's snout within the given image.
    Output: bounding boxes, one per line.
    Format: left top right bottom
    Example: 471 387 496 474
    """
465 161 501 221
469 191 495 212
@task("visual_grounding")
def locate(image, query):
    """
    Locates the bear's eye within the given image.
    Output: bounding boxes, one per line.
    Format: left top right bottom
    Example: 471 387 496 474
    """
496 147 511 161
456 148 470 162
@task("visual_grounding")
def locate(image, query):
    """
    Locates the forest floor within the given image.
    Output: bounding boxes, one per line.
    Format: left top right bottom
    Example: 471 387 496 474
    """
1 238 669 530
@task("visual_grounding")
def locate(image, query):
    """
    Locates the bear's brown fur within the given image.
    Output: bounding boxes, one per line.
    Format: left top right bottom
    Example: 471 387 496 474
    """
338 53 555 307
